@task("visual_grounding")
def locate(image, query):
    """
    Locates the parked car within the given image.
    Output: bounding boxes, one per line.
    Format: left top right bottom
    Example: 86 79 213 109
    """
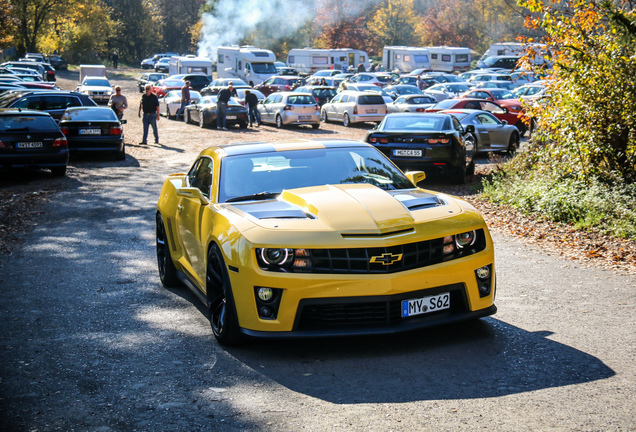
59 106 126 160
397 75 441 89
311 69 343 78
137 72 167 92
293 85 337 106
426 98 527 135
254 76 305 96
0 108 68 176
467 73 513 84
0 81 57 91
45 55 68 70
441 109 520 155
159 90 201 119
477 55 520 70
339 83 393 104
461 89 524 113
170 73 212 91
234 88 266 106
424 83 471 98
154 57 170 73
183 95 248 128
387 94 437 113
365 113 476 183
348 72 394 87
76 76 113 104
0 61 46 80
140 53 178 69
473 81 518 91
258 92 321 129
151 78 187 98
382 84 423 100
0 90 97 120
509 70 536 85
155 138 496 344
513 84 547 100
201 78 250 96
320 90 387 127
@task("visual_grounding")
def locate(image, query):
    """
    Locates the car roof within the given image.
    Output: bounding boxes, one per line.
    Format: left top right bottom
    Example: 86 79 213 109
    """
200 139 372 158
0 107 52 116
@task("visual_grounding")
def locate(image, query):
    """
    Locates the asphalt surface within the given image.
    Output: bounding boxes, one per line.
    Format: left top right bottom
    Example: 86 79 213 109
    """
0 69 634 431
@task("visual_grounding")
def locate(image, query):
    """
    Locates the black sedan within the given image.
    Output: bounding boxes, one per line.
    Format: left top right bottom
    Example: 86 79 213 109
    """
0 90 96 120
0 108 69 176
294 85 337 106
183 95 248 128
365 113 475 184
59 107 125 160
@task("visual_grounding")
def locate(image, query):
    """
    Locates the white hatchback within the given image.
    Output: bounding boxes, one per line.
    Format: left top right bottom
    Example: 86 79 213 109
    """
320 90 387 127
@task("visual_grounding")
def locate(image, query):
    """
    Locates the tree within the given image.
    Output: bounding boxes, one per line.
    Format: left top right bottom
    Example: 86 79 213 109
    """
367 0 420 49
520 0 636 183
9 0 68 54
0 0 18 48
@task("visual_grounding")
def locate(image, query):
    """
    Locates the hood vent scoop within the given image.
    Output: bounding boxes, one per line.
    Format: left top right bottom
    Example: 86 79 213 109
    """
341 228 415 239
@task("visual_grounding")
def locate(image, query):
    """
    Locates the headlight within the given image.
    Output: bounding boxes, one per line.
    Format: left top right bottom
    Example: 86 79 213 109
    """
455 230 476 248
257 248 294 267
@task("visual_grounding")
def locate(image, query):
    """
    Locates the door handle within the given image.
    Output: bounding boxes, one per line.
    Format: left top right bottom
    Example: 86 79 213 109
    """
177 205 183 213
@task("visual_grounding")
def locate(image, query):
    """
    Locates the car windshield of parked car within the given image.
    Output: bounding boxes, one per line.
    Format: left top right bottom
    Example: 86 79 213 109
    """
251 63 277 74
83 78 110 87
490 90 515 99
314 88 336 98
160 80 184 87
447 84 470 92
286 95 315 105
220 147 414 202
382 116 447 131
1 114 58 132
408 96 436 104
61 108 117 121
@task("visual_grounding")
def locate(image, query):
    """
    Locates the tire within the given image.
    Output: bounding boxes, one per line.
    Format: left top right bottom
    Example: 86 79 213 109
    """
321 110 328 123
165 105 171 119
311 123 320 129
199 113 206 128
115 145 126 161
184 110 190 124
240 121 248 129
50 166 66 177
507 132 520 155
515 121 527 137
465 133 477 176
156 213 180 288
451 150 466 184
275 114 283 129
343 113 351 127
207 244 241 345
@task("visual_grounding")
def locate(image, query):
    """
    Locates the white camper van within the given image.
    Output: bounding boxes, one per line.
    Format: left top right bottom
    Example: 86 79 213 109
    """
482 43 526 60
217 46 277 86
382 46 431 73
168 56 213 76
287 48 371 74
427 47 471 72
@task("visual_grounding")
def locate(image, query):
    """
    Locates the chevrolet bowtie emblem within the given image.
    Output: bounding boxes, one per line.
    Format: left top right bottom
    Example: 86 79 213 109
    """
370 253 403 265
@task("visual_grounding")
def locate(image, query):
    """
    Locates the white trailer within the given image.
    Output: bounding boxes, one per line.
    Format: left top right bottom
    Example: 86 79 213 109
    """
216 45 277 86
168 56 213 76
481 42 549 64
287 48 370 74
382 46 431 73
426 46 472 72
79 64 106 81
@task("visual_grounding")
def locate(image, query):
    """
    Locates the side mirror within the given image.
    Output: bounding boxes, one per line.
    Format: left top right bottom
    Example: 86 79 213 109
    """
405 171 426 186
177 187 210 205
465 124 475 133
501 120 508 125
120 119 127 125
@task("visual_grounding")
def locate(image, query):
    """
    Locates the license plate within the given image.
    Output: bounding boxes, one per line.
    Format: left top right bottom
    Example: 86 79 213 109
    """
16 142 43 148
367 109 378 114
226 116 237 120
298 115 311 120
394 149 422 157
402 292 450 317
80 128 101 135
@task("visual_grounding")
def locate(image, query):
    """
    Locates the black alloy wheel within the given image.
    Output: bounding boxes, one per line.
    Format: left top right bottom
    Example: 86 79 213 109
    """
207 244 241 345
156 213 180 287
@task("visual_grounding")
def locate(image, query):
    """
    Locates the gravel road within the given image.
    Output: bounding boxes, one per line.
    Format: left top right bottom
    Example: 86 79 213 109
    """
0 68 634 431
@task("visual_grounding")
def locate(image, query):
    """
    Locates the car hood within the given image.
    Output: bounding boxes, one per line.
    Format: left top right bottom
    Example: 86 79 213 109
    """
226 184 465 236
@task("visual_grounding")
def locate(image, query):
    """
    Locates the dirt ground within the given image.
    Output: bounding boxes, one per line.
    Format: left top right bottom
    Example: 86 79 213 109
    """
0 66 635 274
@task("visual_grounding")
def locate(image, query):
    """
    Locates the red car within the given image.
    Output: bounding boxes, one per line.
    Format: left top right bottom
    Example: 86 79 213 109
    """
254 76 304 96
461 89 524 113
150 79 185 98
426 98 527 135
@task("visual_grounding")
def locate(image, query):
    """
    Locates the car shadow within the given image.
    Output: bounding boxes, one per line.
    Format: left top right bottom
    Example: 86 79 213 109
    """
221 318 614 404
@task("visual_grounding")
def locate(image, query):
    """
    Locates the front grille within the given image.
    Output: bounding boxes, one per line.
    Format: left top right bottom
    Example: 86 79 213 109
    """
295 285 467 331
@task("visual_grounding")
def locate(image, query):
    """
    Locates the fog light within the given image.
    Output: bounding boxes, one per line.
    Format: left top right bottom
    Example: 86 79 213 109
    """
476 265 491 280
259 306 272 317
257 287 273 302
479 283 490 294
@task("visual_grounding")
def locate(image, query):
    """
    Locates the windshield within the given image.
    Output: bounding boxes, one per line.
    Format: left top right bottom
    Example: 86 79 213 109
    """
382 115 447 131
252 63 277 74
491 90 515 99
83 78 110 87
407 96 435 104
1 115 58 132
219 147 414 202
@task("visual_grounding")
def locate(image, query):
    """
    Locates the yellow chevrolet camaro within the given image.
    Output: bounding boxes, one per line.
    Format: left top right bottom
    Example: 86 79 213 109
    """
156 139 496 345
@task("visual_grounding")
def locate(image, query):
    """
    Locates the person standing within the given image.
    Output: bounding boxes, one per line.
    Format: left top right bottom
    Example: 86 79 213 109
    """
108 86 128 120
416 74 425 90
138 84 160 144
176 80 191 120
216 81 236 130
112 51 119 69
244 89 260 127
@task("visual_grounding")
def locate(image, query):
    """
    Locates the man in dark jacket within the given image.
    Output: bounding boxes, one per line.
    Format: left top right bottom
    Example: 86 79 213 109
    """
216 82 237 130
244 89 260 127
138 84 160 144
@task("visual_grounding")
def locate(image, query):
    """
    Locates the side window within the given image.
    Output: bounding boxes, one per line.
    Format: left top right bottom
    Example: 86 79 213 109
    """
340 95 349 103
13 96 40 110
189 157 214 198
477 113 498 125
274 94 283 103
331 94 341 103
452 117 462 131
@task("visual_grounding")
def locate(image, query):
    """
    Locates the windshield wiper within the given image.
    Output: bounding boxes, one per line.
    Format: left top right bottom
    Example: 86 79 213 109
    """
225 191 280 203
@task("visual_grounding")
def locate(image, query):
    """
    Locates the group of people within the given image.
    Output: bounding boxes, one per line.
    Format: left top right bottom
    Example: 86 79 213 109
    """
107 79 262 145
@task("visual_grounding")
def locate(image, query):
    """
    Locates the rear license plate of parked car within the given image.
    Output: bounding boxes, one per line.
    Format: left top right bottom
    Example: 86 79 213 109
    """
402 292 450 318
16 142 43 148
80 129 101 135
394 149 422 157
226 116 237 120
367 109 378 114
298 115 311 120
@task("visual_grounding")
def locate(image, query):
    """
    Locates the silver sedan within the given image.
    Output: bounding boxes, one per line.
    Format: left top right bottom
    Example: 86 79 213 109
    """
387 95 437 113
441 109 521 154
